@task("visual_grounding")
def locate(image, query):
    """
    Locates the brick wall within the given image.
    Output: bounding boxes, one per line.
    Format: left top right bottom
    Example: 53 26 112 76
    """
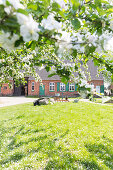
44 80 77 97
88 80 104 88
28 80 104 97
28 80 39 96
0 81 14 96
0 79 104 96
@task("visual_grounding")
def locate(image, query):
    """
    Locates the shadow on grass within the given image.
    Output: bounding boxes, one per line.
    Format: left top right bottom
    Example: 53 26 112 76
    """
45 155 101 170
0 152 25 165
85 137 113 169
1 122 113 170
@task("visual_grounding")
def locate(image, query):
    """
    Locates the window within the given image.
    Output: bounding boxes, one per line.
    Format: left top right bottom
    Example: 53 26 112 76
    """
69 83 75 91
49 82 55 91
4 86 7 90
90 83 94 91
60 83 65 91
32 82 35 91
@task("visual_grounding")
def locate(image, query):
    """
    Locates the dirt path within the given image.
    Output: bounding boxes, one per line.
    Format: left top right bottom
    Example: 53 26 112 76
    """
0 97 36 107
0 97 112 108
79 99 113 106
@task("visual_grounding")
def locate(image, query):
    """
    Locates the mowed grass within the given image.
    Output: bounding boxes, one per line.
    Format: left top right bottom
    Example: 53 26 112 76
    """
0 102 113 169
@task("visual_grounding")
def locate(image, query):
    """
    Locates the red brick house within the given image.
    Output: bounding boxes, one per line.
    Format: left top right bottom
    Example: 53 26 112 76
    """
0 61 104 97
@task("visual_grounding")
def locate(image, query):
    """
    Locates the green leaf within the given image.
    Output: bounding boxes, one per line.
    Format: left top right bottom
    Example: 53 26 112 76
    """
52 2 60 12
71 0 80 7
4 17 19 28
48 73 56 77
85 45 96 56
15 37 23 47
6 0 11 6
31 41 36 50
17 8 28 16
27 3 37 10
111 75 113 82
94 0 101 8
61 77 68 84
71 18 81 30
72 49 77 58
45 66 51 72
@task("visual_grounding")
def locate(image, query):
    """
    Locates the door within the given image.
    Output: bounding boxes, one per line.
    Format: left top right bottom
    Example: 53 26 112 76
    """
13 78 28 96
13 85 22 96
39 85 45 96
96 86 100 93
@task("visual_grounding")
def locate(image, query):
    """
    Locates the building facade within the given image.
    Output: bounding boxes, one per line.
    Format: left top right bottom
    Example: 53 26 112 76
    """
0 61 104 97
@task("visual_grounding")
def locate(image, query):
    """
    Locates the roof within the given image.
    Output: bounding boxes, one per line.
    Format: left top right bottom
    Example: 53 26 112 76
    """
28 60 103 81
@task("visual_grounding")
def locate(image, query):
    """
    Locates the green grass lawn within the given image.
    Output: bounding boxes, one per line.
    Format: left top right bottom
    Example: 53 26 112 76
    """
0 102 113 169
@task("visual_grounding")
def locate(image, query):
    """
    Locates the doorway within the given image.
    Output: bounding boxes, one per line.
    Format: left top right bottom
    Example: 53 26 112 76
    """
39 85 45 96
13 78 28 96
96 86 100 93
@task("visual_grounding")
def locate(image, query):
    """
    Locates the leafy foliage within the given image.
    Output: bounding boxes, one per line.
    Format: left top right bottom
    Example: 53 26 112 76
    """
0 0 113 86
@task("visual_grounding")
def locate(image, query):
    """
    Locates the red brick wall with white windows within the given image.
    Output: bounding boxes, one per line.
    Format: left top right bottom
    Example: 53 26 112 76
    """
27 80 104 97
88 80 104 88
0 79 104 96
28 80 77 97
0 81 14 96
28 80 39 96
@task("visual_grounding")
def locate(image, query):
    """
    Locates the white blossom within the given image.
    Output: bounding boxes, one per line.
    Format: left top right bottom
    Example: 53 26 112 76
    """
51 0 68 10
41 14 62 31
0 31 19 51
110 19 113 30
73 44 85 53
8 0 24 9
17 14 39 42
100 31 113 51
22 54 33 62
0 0 5 5
0 0 24 9
38 65 45 70
105 37 113 51
20 24 39 42
4 6 12 14
16 13 30 25
85 32 98 46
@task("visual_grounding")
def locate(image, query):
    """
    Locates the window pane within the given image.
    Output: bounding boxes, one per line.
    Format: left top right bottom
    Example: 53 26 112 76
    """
72 86 74 90
69 83 74 91
49 82 55 91
32 82 34 91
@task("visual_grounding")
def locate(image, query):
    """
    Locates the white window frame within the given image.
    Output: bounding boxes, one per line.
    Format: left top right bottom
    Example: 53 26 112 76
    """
96 86 100 93
90 83 94 91
69 83 75 91
31 82 35 91
60 83 65 91
49 82 55 91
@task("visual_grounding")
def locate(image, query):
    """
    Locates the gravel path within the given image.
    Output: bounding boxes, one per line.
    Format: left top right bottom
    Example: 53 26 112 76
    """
0 97 112 108
0 97 36 107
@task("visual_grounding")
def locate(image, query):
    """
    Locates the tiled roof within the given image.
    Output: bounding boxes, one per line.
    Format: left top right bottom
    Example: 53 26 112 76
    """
28 60 103 81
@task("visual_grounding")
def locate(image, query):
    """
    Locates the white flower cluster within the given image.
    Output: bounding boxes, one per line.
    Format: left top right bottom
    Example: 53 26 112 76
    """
0 0 40 46
73 44 85 53
0 31 19 51
0 0 24 14
22 54 33 62
85 32 98 47
16 13 40 42
99 31 113 52
79 79 91 88
55 31 72 54
51 0 68 10
41 14 62 31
